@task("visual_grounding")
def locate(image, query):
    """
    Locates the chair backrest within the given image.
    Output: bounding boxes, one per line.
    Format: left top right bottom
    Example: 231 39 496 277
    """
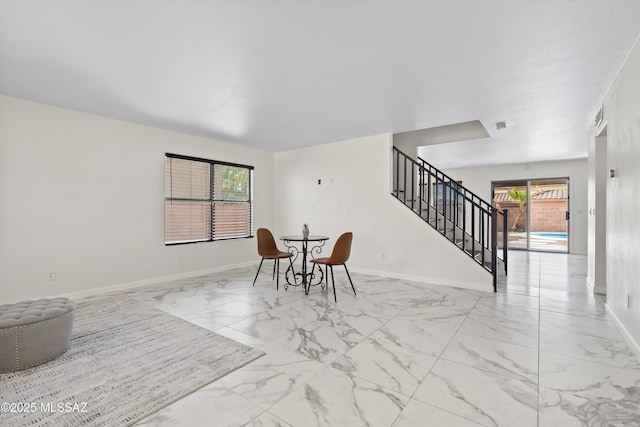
256 228 279 257
329 232 353 264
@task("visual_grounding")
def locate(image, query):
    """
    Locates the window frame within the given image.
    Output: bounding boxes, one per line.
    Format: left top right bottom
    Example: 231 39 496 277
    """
164 153 254 245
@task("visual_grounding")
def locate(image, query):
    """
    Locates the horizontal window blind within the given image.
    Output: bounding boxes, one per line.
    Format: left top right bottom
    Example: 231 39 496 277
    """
165 154 253 244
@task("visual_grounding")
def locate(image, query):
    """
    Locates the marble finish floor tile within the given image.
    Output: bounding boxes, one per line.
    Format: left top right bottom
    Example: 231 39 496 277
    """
413 292 479 311
218 350 325 410
135 383 264 427
261 320 365 364
458 314 539 349
539 386 640 427
234 290 308 311
496 283 540 297
396 305 469 331
333 294 406 319
539 351 640 426
332 337 437 397
470 299 539 325
228 308 318 343
539 290 608 319
538 277 590 294
393 398 483 427
372 317 457 357
539 327 640 371
540 310 624 341
317 306 389 337
272 295 332 320
330 317 451 396
424 285 485 305
269 365 409 427
479 292 540 310
242 412 293 426
362 282 434 308
199 300 270 325
364 291 429 310
440 332 539 383
502 272 540 283
413 358 538 427
98 252 639 427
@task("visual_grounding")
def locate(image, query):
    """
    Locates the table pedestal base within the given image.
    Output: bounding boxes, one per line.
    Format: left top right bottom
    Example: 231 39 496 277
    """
280 236 328 293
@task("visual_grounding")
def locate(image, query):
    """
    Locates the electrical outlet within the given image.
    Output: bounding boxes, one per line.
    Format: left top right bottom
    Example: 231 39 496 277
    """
47 270 56 281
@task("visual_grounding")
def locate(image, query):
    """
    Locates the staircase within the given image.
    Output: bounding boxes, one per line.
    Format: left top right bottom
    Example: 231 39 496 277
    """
392 147 508 291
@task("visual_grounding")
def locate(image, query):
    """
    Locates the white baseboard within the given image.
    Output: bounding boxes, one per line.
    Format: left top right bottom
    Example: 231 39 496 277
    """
348 267 492 293
58 261 492 302
60 261 258 301
605 303 640 362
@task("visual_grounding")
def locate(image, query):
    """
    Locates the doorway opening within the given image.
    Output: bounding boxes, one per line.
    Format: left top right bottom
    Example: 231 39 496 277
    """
493 178 569 253
592 124 607 295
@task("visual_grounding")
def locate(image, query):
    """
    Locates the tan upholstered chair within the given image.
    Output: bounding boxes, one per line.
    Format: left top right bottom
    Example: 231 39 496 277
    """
310 232 355 302
252 228 294 290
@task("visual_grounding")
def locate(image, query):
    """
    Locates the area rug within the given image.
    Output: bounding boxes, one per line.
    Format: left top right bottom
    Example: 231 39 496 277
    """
0 296 264 426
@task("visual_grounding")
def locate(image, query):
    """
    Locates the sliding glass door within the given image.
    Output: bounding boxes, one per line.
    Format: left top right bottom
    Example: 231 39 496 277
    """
528 179 569 252
492 178 569 253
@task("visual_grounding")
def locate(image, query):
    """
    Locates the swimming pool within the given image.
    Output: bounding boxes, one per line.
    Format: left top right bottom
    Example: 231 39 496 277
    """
531 232 567 239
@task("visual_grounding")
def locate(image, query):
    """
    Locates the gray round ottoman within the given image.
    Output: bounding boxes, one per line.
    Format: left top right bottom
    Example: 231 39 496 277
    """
0 297 76 373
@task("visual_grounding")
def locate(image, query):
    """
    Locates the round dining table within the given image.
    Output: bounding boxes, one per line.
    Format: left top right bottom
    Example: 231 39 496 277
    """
279 235 330 294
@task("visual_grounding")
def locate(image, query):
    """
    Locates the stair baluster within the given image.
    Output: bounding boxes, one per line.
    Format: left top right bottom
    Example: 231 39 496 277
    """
392 146 508 291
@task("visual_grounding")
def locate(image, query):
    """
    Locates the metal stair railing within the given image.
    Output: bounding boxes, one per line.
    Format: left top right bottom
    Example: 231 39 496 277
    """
392 146 508 291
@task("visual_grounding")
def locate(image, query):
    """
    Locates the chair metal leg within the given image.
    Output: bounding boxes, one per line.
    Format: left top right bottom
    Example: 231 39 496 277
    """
272 259 277 280
308 263 316 295
330 265 337 303
288 257 296 287
253 258 264 286
276 258 280 290
344 264 356 296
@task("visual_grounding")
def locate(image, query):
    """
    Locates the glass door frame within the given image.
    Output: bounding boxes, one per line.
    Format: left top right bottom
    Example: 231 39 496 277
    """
492 177 570 253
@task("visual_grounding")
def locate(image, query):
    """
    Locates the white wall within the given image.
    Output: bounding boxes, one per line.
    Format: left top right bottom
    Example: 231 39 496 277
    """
442 159 588 255
590 37 640 356
273 133 492 291
0 96 275 303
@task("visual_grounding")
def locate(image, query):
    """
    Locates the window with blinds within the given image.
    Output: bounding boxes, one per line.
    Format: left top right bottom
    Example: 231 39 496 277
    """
164 154 254 244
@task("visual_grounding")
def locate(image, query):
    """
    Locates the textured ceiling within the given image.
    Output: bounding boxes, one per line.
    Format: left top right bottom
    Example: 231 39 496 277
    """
1 0 639 168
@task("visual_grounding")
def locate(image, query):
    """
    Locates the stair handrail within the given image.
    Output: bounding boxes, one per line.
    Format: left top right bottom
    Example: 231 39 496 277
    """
417 154 509 273
417 155 493 213
392 146 508 290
